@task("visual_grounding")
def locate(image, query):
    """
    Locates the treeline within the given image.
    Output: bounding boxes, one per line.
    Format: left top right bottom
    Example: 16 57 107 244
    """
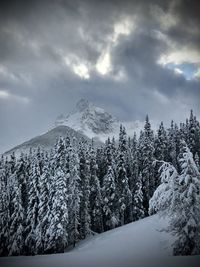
0 110 200 256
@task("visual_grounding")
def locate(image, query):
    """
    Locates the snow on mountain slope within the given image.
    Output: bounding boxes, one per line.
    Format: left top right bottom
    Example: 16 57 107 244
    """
55 99 144 142
1 215 199 267
4 125 102 157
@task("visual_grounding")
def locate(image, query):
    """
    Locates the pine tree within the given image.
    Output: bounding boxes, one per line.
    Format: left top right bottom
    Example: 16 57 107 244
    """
5 153 24 256
0 156 9 256
116 125 132 225
46 167 68 253
154 122 168 161
36 153 50 254
129 133 139 192
90 146 103 233
188 110 196 155
8 181 24 256
138 116 154 214
25 156 40 255
149 161 178 215
46 138 69 253
173 141 200 255
132 172 144 221
79 144 91 239
167 120 177 168
68 141 81 247
149 141 200 255
154 122 168 188
96 146 107 187
7 153 17 218
102 138 118 230
16 153 29 212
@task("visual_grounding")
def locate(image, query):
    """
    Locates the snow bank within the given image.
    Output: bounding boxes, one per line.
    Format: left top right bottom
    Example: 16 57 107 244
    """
1 215 199 267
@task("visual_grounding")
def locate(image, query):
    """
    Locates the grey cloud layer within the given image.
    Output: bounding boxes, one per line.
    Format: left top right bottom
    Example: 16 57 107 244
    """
0 0 200 152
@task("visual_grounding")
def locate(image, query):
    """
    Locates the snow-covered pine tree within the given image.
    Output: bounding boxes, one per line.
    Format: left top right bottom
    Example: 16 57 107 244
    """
79 143 91 239
187 112 200 162
68 139 81 247
126 136 133 183
154 122 168 188
96 146 107 187
102 138 118 230
138 116 155 215
149 161 178 215
15 152 30 254
173 141 200 255
89 146 104 233
47 167 68 253
46 137 68 253
129 133 143 219
5 152 25 256
129 133 138 190
132 172 144 221
36 152 50 254
167 120 177 168
0 156 9 256
8 174 24 256
16 153 29 212
125 146 134 222
7 153 16 218
193 115 200 158
25 155 40 255
154 122 168 161
111 136 117 161
116 125 132 225
149 141 200 255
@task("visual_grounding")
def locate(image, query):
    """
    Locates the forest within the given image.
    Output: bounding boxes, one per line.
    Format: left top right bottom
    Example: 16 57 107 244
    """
0 110 200 256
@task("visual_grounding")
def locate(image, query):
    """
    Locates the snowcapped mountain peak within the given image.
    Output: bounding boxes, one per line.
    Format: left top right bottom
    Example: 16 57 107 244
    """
75 98 109 116
76 98 90 112
55 99 143 142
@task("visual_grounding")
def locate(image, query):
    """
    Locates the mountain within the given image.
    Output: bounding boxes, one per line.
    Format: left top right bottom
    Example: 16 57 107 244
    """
4 125 102 157
55 99 143 142
4 99 143 157
1 214 199 267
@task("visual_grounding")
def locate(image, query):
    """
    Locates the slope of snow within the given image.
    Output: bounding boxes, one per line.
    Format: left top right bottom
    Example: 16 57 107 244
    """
55 99 144 142
4 125 103 157
1 215 199 267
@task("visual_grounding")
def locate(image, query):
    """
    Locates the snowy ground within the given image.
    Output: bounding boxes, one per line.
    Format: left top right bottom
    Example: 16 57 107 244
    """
1 215 199 267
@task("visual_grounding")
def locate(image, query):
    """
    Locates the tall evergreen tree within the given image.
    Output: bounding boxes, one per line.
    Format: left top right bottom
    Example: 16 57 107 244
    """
132 172 144 221
25 156 40 255
173 141 200 255
36 153 50 254
167 120 177 168
90 146 103 233
102 138 118 230
150 141 200 255
46 138 69 253
0 156 9 256
154 122 168 161
8 180 24 256
138 115 154 214
68 140 81 247
79 144 91 239
116 125 132 225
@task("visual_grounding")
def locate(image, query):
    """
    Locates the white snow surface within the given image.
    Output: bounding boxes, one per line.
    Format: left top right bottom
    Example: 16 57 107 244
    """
1 214 199 267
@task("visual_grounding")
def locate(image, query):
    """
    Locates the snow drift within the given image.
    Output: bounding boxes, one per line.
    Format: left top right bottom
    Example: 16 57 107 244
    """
1 214 199 267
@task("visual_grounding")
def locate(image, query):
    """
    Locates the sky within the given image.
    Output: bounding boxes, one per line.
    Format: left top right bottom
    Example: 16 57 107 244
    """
0 0 200 153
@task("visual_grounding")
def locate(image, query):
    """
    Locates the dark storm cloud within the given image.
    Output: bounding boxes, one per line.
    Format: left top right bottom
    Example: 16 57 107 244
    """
163 0 200 51
0 0 200 153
